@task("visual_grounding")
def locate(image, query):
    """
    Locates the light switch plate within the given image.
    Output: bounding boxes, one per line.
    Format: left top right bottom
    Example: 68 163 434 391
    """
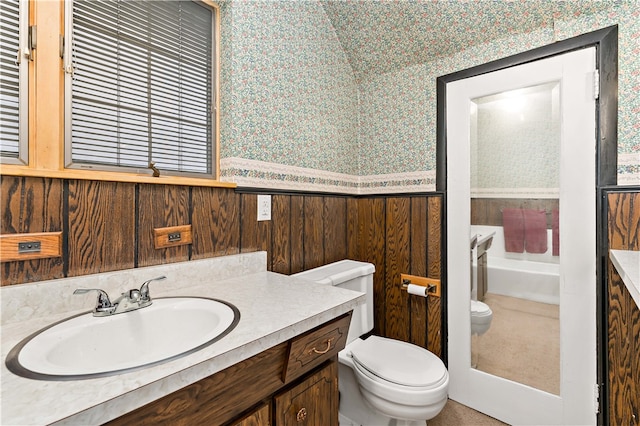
257 195 271 221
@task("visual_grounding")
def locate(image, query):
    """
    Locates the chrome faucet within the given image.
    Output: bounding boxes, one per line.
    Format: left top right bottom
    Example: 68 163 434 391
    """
74 276 167 316
72 288 114 315
139 276 167 305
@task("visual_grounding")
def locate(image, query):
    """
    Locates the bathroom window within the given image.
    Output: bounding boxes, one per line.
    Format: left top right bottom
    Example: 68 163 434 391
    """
64 0 217 178
0 0 29 165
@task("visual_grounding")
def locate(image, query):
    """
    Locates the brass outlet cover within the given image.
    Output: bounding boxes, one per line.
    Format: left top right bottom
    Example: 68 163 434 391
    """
153 225 193 249
0 232 63 262
400 273 441 298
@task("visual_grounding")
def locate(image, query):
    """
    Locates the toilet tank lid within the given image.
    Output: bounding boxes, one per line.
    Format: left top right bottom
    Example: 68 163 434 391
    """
293 259 375 286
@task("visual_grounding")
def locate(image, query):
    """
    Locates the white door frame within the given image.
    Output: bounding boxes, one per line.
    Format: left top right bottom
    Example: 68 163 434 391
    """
447 48 597 425
436 26 618 426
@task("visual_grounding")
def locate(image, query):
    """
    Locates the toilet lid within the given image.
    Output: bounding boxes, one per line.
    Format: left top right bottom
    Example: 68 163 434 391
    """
471 300 491 315
349 336 446 387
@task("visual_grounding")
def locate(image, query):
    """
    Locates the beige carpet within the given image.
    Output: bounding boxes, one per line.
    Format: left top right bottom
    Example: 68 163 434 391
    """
430 399 507 425
472 293 560 395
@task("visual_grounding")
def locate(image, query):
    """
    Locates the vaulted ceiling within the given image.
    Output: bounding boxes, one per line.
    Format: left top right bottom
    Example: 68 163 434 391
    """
321 0 613 81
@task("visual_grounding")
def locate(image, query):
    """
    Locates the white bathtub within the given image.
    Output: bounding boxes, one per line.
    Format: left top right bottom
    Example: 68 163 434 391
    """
471 225 560 305
486 256 559 305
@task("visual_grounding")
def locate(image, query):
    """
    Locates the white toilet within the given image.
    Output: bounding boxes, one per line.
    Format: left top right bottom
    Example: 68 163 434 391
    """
470 300 493 336
294 260 449 426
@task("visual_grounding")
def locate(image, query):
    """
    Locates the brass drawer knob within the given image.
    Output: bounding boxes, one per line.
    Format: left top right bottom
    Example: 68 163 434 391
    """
296 407 307 422
309 337 334 355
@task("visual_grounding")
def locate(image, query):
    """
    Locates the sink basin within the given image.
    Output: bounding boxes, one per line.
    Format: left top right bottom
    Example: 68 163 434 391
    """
6 297 240 380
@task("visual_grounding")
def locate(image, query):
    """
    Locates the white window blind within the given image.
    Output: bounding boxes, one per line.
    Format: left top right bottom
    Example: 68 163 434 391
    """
66 0 215 176
0 0 27 164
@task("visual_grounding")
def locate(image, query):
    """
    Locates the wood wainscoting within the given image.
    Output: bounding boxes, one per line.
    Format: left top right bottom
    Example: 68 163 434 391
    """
0 176 443 358
606 189 640 425
351 196 443 356
471 198 559 228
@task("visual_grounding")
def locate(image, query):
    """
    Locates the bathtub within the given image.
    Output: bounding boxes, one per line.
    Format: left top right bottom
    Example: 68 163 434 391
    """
471 225 560 305
485 256 559 305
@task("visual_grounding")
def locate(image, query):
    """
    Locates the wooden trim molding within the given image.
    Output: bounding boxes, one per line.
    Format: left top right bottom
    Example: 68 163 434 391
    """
1 167 237 189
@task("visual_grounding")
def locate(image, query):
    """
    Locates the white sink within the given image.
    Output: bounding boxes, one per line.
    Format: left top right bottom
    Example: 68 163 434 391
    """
6 297 240 380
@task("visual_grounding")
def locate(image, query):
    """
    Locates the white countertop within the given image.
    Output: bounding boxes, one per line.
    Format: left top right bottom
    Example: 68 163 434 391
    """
610 250 640 309
1 253 364 425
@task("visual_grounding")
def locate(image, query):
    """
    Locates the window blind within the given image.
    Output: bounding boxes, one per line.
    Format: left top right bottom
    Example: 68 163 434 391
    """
68 0 214 176
0 0 22 160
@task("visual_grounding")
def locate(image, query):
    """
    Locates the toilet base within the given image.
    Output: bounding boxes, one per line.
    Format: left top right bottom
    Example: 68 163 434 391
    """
394 420 427 426
338 362 396 425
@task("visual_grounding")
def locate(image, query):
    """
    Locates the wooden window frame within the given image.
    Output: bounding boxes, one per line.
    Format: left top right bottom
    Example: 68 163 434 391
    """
1 0 232 189
0 0 30 166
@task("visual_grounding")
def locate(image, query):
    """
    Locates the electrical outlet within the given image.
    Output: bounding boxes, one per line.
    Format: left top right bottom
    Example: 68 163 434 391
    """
18 241 41 253
153 225 192 249
257 194 271 221
0 232 62 262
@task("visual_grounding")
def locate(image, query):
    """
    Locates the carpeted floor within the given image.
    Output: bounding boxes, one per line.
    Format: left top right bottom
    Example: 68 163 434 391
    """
431 293 559 425
345 293 559 425
430 399 507 425
472 293 560 395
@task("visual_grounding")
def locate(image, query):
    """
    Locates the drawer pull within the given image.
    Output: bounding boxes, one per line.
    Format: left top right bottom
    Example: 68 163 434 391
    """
309 337 334 355
296 407 307 422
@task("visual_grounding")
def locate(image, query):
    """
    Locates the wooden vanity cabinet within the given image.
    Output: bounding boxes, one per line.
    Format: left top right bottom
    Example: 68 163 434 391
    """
232 360 338 426
106 312 350 426
231 403 271 426
274 360 338 425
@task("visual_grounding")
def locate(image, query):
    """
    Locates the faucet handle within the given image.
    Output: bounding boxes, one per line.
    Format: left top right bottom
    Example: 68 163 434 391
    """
139 276 167 302
73 288 114 313
128 288 141 302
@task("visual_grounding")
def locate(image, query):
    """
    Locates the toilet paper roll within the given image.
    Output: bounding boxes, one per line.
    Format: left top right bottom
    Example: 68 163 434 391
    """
406 284 428 297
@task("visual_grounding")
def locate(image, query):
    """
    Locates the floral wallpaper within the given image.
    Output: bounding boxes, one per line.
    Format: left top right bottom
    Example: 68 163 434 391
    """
219 0 639 193
321 0 614 83
471 83 561 196
358 1 639 186
219 0 359 176
556 2 640 183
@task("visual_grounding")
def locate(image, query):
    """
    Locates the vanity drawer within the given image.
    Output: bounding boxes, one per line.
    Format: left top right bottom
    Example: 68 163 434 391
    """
282 312 351 383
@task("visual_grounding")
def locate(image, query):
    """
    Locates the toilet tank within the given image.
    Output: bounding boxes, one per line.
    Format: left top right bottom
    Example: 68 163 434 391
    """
293 259 375 345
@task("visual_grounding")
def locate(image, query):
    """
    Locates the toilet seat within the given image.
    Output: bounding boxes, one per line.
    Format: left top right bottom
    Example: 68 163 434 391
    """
471 300 491 316
346 336 449 418
471 300 493 335
471 300 493 324
350 336 447 389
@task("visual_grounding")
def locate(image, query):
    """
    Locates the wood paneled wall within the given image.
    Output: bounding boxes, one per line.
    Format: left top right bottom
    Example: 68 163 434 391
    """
1 176 443 357
606 189 640 425
349 196 443 356
471 198 559 227
1 177 65 281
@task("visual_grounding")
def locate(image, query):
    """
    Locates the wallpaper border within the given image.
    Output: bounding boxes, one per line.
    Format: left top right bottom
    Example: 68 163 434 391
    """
619 153 640 185
221 156 638 194
220 157 436 195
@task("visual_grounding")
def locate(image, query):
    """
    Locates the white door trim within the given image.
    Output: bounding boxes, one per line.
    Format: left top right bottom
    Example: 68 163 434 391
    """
446 47 597 426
